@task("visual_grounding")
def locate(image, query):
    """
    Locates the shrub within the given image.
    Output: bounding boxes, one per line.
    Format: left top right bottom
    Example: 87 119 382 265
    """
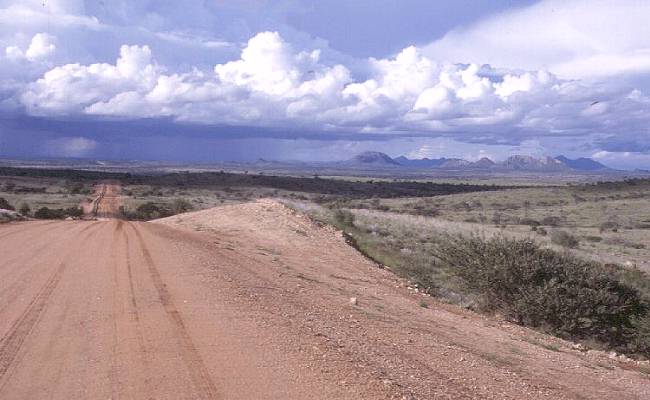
129 202 172 220
520 218 540 227
541 215 562 226
550 230 580 248
171 198 193 214
628 314 650 355
600 221 620 233
34 206 83 219
491 212 502 225
0 197 14 211
603 237 646 249
19 203 31 216
333 209 356 228
435 236 647 348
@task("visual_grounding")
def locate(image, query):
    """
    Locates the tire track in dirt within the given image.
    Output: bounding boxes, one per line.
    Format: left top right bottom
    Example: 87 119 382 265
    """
0 221 59 241
0 222 103 318
132 226 220 400
0 221 105 393
91 184 107 217
0 221 99 275
108 220 123 400
106 220 155 400
0 261 66 383
0 222 71 270
123 223 151 370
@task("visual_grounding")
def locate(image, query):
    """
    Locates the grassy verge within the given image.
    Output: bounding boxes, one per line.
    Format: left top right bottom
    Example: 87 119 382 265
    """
287 200 650 358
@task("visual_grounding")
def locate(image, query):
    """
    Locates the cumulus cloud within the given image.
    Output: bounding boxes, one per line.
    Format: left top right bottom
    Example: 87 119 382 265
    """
423 0 650 80
21 44 158 114
592 150 650 170
4 32 56 62
25 32 56 61
15 30 650 148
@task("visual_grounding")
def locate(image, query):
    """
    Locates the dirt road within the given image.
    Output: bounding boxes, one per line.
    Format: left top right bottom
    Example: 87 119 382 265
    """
84 181 122 218
0 200 649 399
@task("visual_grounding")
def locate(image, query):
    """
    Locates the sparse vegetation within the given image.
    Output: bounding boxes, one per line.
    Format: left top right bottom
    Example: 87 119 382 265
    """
0 197 14 211
34 206 83 219
3 165 650 358
19 202 31 216
550 230 580 248
435 236 648 352
333 208 356 228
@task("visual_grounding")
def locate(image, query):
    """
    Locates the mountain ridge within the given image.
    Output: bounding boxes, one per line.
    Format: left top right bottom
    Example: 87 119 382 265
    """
352 152 613 172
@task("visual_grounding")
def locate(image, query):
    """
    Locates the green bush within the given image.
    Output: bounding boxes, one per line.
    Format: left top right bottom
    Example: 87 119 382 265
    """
600 221 620 233
171 198 193 214
333 209 355 228
0 197 15 211
19 203 31 216
541 215 562 226
520 218 540 227
34 206 83 219
435 236 648 349
550 230 580 248
122 202 175 220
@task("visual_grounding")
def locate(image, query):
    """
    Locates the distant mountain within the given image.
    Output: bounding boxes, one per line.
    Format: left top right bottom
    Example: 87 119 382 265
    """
376 153 617 173
500 155 568 171
471 157 496 169
393 156 446 168
554 155 609 171
395 156 493 169
439 158 471 168
350 151 400 166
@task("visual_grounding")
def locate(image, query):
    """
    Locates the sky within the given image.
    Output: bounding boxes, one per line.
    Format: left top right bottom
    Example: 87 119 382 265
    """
0 0 649 169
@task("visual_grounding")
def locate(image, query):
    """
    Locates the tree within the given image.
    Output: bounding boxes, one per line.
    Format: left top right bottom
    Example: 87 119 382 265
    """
19 203 31 216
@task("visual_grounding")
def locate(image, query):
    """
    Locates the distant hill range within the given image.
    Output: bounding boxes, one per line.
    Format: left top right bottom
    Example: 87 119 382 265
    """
350 151 611 172
351 151 401 165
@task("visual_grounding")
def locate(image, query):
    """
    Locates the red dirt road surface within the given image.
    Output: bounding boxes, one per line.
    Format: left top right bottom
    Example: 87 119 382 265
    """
0 198 649 399
85 181 122 218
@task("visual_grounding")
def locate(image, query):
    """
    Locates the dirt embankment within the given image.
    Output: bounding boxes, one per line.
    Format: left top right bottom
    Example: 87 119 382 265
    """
0 198 648 399
155 199 650 399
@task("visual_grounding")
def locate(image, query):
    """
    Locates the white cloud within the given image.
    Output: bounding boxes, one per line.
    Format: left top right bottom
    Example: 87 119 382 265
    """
591 150 650 170
5 45 23 60
21 44 158 114
4 32 56 62
24 32 56 61
0 2 101 30
11 31 650 153
423 0 650 80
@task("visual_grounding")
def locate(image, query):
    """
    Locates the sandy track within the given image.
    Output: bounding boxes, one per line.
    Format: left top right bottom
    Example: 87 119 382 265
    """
85 181 122 218
0 219 383 399
0 200 648 399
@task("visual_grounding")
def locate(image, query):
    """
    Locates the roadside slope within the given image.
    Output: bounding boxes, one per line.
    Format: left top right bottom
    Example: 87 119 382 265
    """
156 199 650 399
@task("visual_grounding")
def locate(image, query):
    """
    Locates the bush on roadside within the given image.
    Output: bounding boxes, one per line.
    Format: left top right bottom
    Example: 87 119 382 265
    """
550 230 580 248
0 197 15 211
333 208 356 229
19 203 31 216
520 218 540 227
434 235 648 351
171 198 193 214
541 215 563 226
130 202 172 220
34 206 83 219
600 221 620 233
